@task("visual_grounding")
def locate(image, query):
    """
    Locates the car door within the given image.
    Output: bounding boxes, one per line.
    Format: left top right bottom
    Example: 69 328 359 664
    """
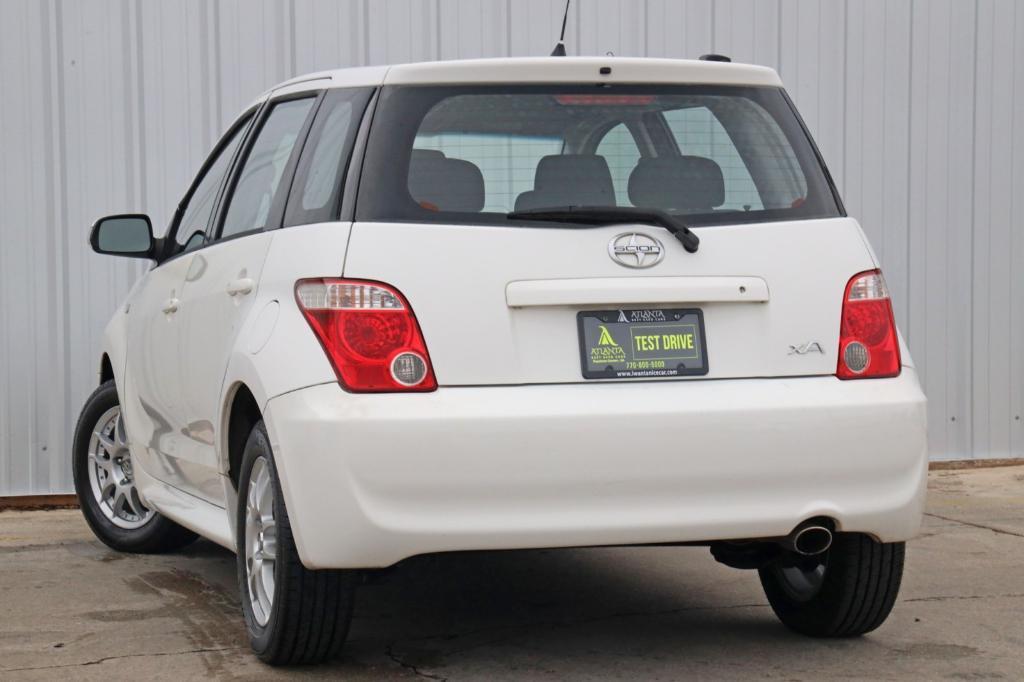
122 114 254 490
169 93 319 504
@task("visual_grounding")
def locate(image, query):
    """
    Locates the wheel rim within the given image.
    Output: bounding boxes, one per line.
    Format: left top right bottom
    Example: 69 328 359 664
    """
774 554 828 602
87 406 153 530
245 456 277 627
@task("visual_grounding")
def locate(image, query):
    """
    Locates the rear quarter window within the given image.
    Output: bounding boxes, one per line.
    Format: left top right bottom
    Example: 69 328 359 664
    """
283 87 373 227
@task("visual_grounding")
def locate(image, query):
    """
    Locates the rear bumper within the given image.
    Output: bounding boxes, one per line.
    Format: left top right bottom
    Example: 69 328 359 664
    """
266 372 928 569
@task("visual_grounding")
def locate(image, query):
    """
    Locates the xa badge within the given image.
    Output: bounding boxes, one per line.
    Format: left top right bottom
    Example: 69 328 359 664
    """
789 341 825 355
609 232 664 268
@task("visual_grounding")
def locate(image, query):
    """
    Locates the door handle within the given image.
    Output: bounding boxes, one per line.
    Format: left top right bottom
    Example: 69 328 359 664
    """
162 297 180 315
227 278 255 297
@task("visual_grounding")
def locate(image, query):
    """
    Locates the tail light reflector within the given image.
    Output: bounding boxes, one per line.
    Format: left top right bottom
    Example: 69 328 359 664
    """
836 270 901 379
296 279 437 392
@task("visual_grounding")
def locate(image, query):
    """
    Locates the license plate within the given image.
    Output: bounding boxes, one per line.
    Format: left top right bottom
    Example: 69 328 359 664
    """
577 308 708 379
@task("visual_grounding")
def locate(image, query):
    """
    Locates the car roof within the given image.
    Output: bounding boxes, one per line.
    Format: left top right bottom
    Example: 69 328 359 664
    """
257 56 782 102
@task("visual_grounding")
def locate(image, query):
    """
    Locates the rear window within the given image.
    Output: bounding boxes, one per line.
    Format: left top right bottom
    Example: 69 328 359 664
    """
356 84 842 227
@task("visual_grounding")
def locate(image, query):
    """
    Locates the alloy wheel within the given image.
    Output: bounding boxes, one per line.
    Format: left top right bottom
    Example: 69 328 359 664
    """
87 406 153 529
245 456 277 626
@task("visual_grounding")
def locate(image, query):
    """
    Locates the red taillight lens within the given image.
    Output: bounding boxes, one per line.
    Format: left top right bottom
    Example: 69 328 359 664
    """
295 279 437 392
836 270 901 379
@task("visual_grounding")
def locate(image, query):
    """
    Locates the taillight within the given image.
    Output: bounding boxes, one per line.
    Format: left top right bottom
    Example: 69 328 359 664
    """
553 94 657 105
836 270 901 379
295 279 437 392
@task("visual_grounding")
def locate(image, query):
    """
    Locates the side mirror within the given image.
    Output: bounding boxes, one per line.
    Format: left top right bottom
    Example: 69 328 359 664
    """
89 214 155 259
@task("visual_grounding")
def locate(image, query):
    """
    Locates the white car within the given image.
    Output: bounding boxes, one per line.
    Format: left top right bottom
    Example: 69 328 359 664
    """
75 56 927 665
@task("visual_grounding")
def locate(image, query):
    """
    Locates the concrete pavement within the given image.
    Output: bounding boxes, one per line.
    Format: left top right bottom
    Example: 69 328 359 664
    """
1 464 1022 680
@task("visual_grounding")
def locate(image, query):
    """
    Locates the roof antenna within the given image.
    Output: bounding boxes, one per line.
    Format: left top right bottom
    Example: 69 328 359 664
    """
550 0 570 56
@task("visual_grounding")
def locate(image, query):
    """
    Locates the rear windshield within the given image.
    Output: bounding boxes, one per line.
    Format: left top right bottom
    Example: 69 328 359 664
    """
356 84 842 227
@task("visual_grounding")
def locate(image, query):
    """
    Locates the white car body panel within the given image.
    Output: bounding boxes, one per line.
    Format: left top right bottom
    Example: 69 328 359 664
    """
131 462 235 550
215 221 353 416
382 57 783 87
258 57 782 92
129 223 350 511
345 218 874 385
120 254 197 501
171 232 275 503
91 56 926 570
267 372 927 568
505 275 771 307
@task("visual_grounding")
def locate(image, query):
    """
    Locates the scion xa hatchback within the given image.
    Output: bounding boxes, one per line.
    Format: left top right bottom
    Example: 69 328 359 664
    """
75 57 927 665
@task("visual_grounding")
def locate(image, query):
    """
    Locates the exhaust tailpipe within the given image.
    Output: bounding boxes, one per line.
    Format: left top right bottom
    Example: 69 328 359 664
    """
781 522 833 556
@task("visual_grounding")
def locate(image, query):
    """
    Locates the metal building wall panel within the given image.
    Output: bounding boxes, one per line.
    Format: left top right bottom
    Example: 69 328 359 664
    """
293 0 366 74
136 0 212 232
219 0 294 122
646 0 713 60
509 0 578 57
712 0 779 68
908 0 978 459
367 0 437 65
437 0 510 60
59 0 147 496
972 0 1017 459
1012 2 1024 460
578 0 645 58
1 0 1021 495
1 0 48 495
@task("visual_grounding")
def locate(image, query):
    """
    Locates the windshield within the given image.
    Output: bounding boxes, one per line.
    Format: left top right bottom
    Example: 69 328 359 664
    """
356 84 842 227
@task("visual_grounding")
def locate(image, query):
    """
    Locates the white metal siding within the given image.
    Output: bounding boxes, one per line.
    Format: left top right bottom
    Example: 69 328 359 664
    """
1 0 1021 495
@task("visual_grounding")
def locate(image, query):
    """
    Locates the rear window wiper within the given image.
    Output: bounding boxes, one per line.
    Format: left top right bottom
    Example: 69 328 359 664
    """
507 206 700 253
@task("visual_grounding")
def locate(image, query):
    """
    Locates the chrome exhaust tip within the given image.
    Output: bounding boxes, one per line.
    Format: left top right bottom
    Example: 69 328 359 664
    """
782 523 833 556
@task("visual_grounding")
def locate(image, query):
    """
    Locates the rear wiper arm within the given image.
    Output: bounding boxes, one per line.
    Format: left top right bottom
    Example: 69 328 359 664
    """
507 206 700 253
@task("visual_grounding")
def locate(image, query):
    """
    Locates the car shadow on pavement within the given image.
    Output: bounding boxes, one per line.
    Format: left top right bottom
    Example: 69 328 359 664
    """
172 540 883 679
341 546 869 678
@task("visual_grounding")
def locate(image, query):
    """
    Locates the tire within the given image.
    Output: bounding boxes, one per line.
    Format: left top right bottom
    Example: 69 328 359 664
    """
236 420 358 665
758 532 905 637
72 380 197 553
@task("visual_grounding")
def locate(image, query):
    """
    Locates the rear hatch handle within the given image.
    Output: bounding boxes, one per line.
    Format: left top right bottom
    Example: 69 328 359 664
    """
507 206 700 253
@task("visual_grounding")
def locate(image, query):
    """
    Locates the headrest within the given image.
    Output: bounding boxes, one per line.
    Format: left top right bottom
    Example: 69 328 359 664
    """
408 150 485 212
627 156 725 210
515 155 616 211
411 148 446 161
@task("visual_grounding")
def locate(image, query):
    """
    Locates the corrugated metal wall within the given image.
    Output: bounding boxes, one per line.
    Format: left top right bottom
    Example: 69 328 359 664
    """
1 0 1022 495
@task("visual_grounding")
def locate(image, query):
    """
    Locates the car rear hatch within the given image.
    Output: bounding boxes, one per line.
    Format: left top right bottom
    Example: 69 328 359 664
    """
345 79 874 386
345 217 874 385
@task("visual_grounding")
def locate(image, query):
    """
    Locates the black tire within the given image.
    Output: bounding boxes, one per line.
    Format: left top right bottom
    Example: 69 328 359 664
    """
236 421 358 665
72 380 197 553
758 532 905 637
